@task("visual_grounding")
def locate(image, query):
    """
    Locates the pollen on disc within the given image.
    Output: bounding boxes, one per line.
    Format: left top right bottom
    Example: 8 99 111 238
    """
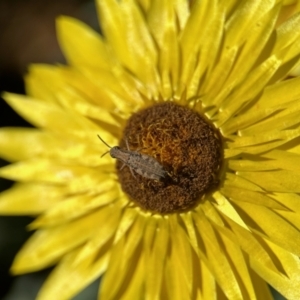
116 102 222 214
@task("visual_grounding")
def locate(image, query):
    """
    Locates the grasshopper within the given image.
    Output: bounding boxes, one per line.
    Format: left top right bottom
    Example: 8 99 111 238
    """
97 135 167 180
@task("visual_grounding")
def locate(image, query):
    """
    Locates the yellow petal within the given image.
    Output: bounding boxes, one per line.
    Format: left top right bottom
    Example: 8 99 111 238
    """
56 16 113 70
0 128 50 162
273 12 300 62
272 192 300 213
62 166 116 194
202 47 238 103
169 215 193 296
220 186 288 210
174 0 189 29
232 201 300 256
98 235 126 299
225 1 274 48
200 199 225 226
2 93 99 134
193 210 243 299
148 0 179 99
228 129 300 148
204 72 237 115
217 55 281 127
251 239 300 300
262 149 300 172
280 0 298 6
112 206 138 244
224 172 264 192
96 0 159 99
237 169 300 193
218 217 280 274
100 214 146 299
225 139 292 156
120 249 146 300
37 247 109 300
25 64 135 113
56 87 121 130
144 217 169 300
25 64 65 103
137 0 150 11
218 229 257 299
0 127 114 166
12 205 116 274
0 158 110 184
198 259 217 300
240 98 300 135
29 184 119 228
275 209 300 232
0 183 63 214
164 246 190 300
228 159 278 172
72 206 121 267
147 0 173 47
223 4 280 91
250 76 300 111
179 0 217 96
180 212 200 253
248 110 300 135
221 101 281 136
180 0 216 64
187 9 225 100
211 191 251 230
121 213 147 258
80 65 146 112
248 267 274 300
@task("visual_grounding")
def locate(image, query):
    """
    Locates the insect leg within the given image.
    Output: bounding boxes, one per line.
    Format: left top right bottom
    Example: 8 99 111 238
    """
125 138 146 152
129 166 137 179
125 138 131 151
119 163 136 179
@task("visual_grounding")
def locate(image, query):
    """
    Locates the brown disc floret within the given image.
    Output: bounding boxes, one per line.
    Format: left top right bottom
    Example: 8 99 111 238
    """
117 102 222 214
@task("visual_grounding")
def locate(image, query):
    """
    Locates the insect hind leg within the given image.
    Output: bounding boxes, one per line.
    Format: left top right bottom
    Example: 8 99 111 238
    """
120 162 137 179
125 139 131 151
129 166 137 179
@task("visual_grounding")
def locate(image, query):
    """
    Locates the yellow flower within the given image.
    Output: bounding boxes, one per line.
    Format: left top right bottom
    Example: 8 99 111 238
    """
1 0 300 299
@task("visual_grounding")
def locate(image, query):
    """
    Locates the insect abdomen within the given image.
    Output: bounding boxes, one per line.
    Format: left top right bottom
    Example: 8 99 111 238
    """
127 152 167 180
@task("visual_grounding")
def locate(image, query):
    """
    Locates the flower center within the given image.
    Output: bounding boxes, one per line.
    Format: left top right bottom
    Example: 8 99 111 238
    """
117 102 222 213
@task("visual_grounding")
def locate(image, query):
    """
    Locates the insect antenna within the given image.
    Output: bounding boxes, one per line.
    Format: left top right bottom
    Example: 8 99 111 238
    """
97 135 112 157
101 150 110 158
97 134 112 148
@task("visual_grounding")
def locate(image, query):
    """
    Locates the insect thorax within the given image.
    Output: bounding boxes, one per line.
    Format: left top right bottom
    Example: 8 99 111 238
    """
110 146 130 162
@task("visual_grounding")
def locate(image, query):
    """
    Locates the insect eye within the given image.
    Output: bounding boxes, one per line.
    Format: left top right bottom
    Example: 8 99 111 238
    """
110 147 119 158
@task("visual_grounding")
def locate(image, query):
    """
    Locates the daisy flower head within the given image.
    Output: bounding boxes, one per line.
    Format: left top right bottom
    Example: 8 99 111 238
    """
1 0 300 299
